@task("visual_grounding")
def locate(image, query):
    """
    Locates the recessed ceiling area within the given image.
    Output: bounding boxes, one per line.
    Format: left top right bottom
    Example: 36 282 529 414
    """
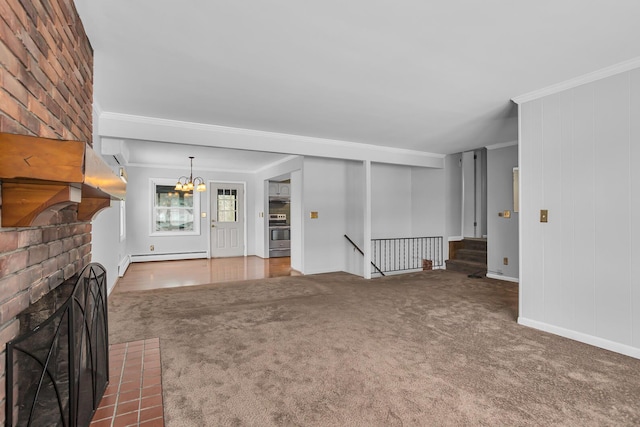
75 1 640 156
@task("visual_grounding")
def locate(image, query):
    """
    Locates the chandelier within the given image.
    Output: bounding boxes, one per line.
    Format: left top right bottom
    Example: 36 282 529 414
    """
175 156 206 192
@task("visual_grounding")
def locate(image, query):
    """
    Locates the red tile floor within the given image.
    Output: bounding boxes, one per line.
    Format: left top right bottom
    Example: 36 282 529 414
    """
90 338 164 427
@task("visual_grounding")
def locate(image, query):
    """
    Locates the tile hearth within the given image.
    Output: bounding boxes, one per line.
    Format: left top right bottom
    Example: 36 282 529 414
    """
90 338 164 427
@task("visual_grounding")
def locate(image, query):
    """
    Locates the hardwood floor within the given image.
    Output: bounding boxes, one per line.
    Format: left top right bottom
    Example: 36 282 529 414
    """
113 256 299 292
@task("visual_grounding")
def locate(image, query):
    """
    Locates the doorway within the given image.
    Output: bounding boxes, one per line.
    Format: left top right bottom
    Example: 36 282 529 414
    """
210 182 245 257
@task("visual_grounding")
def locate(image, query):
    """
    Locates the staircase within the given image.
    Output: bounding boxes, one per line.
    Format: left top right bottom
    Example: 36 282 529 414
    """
445 238 487 276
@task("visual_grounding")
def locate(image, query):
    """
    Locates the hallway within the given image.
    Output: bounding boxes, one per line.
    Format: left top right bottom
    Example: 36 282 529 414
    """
113 257 298 292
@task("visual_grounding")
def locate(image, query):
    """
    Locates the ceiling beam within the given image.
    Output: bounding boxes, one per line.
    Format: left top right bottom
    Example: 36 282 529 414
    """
98 112 445 169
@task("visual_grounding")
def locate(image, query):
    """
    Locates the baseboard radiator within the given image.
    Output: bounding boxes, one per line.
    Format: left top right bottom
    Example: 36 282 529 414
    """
130 251 208 263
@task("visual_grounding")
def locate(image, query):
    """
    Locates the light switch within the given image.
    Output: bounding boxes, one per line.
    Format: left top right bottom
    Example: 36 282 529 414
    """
540 209 548 223
310 211 318 219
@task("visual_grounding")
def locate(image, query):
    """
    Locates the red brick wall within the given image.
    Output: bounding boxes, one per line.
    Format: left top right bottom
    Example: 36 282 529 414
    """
0 0 94 422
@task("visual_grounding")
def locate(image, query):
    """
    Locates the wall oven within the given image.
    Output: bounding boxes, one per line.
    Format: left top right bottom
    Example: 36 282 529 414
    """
268 214 290 257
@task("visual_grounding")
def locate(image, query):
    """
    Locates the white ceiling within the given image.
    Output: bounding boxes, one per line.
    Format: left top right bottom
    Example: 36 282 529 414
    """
75 0 640 161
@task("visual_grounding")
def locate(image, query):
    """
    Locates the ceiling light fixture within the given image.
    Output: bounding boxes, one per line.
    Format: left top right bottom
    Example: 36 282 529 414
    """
175 156 206 192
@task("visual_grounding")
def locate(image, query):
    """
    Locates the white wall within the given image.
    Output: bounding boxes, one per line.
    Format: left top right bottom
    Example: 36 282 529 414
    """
90 109 127 294
125 165 255 259
301 157 349 274
518 67 640 358
486 144 519 281
371 163 413 239
411 167 446 237
411 166 447 263
290 169 303 271
345 161 365 276
91 200 126 293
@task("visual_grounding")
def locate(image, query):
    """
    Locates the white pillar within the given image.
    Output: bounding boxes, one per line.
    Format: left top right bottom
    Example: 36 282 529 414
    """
363 160 372 279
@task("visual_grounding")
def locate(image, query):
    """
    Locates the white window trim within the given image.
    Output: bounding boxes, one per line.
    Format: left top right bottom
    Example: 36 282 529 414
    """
150 178 201 237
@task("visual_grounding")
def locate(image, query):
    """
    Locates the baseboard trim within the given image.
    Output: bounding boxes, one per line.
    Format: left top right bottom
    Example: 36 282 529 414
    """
107 280 117 297
118 255 131 277
130 252 208 263
448 236 463 242
518 317 640 360
486 273 519 283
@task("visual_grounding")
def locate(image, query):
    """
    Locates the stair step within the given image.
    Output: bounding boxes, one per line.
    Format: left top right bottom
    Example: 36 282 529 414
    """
445 259 487 276
456 249 487 263
461 238 487 251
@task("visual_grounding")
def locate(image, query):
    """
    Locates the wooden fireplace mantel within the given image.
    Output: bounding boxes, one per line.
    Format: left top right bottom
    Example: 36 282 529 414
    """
0 133 126 227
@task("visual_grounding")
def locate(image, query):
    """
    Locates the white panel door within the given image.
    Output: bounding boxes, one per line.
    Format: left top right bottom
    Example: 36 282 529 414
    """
210 183 245 258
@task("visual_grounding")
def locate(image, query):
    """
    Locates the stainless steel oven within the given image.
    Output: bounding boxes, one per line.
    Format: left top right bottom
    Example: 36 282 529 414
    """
269 226 290 257
268 214 290 257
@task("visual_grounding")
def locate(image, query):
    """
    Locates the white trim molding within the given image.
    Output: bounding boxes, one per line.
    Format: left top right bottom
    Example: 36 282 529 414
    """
448 236 463 242
485 140 518 151
512 56 640 104
98 112 445 169
486 273 519 283
518 317 640 360
117 255 131 277
149 178 202 237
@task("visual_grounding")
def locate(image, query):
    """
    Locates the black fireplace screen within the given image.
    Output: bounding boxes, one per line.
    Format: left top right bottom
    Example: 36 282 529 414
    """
6 263 109 427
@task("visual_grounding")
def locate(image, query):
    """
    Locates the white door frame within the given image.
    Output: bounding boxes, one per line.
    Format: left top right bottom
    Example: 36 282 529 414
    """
207 180 248 258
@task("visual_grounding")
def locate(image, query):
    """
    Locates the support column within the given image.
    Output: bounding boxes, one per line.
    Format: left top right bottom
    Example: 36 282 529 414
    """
363 160 372 279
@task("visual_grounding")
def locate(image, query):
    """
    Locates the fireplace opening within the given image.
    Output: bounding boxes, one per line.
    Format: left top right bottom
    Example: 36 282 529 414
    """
6 263 109 427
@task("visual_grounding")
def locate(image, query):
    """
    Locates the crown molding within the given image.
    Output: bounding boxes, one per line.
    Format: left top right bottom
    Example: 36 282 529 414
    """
512 56 640 104
485 140 518 151
98 112 445 168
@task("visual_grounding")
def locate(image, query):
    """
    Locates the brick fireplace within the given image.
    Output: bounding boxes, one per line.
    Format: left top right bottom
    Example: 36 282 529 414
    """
0 0 94 424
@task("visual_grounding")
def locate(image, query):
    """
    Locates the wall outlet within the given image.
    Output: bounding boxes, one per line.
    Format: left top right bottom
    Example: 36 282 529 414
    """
503 257 508 265
540 209 548 223
150 245 154 251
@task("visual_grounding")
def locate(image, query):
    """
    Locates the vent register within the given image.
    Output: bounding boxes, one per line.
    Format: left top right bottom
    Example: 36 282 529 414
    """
0 133 126 227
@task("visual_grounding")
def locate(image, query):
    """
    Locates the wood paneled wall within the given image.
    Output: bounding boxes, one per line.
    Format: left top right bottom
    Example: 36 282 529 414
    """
518 68 640 358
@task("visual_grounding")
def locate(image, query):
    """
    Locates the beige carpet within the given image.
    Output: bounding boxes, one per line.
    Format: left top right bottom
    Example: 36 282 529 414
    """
108 270 640 426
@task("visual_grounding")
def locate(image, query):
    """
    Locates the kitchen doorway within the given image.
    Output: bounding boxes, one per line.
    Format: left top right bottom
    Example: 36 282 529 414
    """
268 179 291 258
210 182 245 257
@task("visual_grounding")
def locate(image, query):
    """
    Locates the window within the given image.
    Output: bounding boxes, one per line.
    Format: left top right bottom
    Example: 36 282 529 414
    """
151 179 201 236
217 188 238 222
